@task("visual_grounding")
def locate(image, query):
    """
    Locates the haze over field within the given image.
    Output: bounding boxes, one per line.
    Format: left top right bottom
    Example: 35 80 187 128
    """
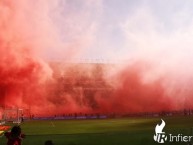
0 0 193 115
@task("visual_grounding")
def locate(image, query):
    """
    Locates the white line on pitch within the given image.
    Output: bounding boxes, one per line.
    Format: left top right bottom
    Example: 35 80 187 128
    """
50 121 55 127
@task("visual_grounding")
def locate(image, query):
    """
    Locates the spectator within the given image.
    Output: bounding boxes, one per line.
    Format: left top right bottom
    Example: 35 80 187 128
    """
4 125 25 145
45 140 54 145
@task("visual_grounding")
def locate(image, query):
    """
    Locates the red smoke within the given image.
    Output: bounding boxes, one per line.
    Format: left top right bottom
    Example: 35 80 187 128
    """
111 62 173 113
0 0 52 114
0 1 192 116
41 62 176 115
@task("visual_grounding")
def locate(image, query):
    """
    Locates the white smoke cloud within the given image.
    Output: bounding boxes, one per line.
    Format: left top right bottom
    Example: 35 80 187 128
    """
120 3 193 109
121 5 193 71
0 0 102 61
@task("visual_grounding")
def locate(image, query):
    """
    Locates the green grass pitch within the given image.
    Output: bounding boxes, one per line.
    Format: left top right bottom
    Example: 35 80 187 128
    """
1 116 193 145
